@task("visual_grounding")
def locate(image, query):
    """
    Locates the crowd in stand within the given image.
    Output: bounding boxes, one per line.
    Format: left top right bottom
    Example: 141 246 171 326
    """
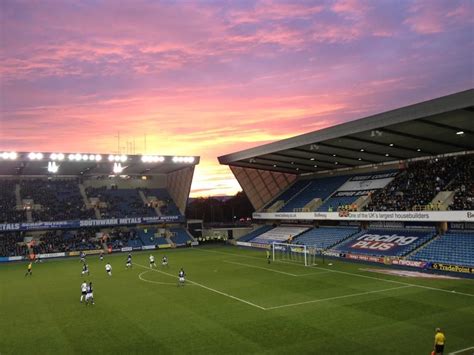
0 180 26 223
87 186 157 218
0 233 28 257
31 229 102 254
365 155 470 211
21 179 95 222
449 156 474 210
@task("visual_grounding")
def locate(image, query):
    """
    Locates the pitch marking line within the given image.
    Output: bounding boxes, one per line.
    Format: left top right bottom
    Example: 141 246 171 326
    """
197 249 474 297
135 263 266 310
266 285 413 310
138 270 195 286
223 260 330 277
449 346 474 354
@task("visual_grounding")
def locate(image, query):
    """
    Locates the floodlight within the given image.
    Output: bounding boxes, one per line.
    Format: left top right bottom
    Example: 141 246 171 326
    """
2 152 9 159
108 155 115 162
95 155 102 161
456 131 464 135
28 152 36 160
37 152 43 160
69 154 75 161
74 153 82 161
82 154 89 161
9 152 17 160
57 153 65 161
50 153 57 160
89 154 95 161
120 155 127 162
141 155 148 162
113 162 124 174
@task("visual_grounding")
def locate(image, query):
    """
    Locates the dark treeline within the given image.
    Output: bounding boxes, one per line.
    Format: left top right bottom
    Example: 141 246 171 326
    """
186 192 254 222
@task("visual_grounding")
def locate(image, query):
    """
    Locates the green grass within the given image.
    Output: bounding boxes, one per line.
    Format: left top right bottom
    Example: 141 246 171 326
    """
1 245 473 355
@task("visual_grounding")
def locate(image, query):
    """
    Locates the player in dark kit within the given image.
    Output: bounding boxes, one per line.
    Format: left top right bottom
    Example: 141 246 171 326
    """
126 253 132 269
178 268 185 287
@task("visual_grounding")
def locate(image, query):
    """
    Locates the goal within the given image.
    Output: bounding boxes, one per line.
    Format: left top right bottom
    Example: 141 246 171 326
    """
271 242 321 266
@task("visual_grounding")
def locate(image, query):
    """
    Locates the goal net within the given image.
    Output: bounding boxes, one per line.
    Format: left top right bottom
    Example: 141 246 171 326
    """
272 243 323 267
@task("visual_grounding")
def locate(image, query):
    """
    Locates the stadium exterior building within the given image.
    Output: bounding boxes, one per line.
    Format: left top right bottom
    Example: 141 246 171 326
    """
219 89 474 275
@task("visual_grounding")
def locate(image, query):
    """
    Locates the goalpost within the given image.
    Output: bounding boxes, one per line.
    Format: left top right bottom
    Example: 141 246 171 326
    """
272 243 322 267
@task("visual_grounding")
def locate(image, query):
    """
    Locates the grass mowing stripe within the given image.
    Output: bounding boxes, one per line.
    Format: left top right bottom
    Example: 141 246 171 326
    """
265 285 413 310
134 262 266 310
198 248 474 297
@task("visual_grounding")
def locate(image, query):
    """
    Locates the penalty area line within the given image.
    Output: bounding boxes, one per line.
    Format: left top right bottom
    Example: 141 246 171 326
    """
135 263 266 311
265 285 413 310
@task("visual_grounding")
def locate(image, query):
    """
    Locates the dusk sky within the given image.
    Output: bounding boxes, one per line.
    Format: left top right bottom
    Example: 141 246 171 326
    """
0 0 472 197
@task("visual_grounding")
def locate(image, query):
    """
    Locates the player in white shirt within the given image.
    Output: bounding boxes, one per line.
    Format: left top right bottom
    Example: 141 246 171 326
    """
149 255 156 268
85 282 94 305
162 256 168 267
80 281 87 303
178 268 185 287
105 263 112 276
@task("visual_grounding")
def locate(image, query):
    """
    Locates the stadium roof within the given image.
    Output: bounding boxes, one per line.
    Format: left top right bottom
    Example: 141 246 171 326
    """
219 89 474 174
0 152 199 176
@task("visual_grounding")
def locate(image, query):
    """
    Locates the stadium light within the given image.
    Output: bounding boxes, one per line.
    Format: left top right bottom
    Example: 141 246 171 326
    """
120 155 127 162
2 151 17 160
57 153 65 161
360 149 364 152
47 161 59 173
82 154 89 161
68 154 75 161
417 148 421 152
389 143 394 147
313 164 318 167
456 131 464 135
28 152 43 160
74 153 82 161
108 155 115 162
88 154 95 161
95 154 102 161
385 153 390 157
113 162 124 174
310 158 315 161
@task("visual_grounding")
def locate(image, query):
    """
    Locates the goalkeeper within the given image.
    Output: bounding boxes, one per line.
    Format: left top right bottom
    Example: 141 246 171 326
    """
266 249 271 264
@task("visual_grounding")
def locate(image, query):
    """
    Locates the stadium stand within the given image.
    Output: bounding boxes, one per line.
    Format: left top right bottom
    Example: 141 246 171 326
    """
448 156 473 210
170 228 193 245
317 196 358 212
251 226 310 244
141 188 182 216
0 232 28 257
366 155 471 211
87 187 157 218
238 225 274 242
409 230 474 267
332 227 437 257
262 180 311 211
279 175 349 212
0 180 25 223
293 227 359 249
20 179 95 222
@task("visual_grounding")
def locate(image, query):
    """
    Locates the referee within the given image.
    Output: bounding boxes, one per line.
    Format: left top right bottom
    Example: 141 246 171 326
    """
434 328 446 355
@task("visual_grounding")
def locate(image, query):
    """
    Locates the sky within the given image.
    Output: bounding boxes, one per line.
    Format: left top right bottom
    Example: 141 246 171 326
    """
0 0 472 197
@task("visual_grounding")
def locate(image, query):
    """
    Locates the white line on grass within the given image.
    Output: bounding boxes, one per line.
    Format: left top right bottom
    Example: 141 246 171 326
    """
449 346 474 354
266 285 413 310
134 263 266 310
223 260 331 277
197 248 474 297
138 270 193 286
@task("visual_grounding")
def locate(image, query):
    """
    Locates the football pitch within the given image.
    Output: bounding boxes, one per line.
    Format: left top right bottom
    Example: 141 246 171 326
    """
1 246 473 355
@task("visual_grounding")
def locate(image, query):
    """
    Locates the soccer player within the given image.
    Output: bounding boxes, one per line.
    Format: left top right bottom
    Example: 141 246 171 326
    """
99 251 104 261
105 263 112 276
25 262 32 276
85 282 94 305
149 255 156 268
266 249 271 264
81 263 90 276
80 251 86 263
126 253 132 269
162 256 168 267
80 281 87 303
178 268 185 287
434 328 446 354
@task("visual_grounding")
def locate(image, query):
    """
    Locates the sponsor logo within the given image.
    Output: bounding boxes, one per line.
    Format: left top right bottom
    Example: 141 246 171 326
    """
467 212 474 219
37 252 65 258
338 210 350 217
350 233 418 251
69 251 80 256
121 247 133 252
158 244 171 249
236 241 251 247
82 249 103 255
346 253 384 263
142 245 156 250
391 259 427 268
431 263 474 274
